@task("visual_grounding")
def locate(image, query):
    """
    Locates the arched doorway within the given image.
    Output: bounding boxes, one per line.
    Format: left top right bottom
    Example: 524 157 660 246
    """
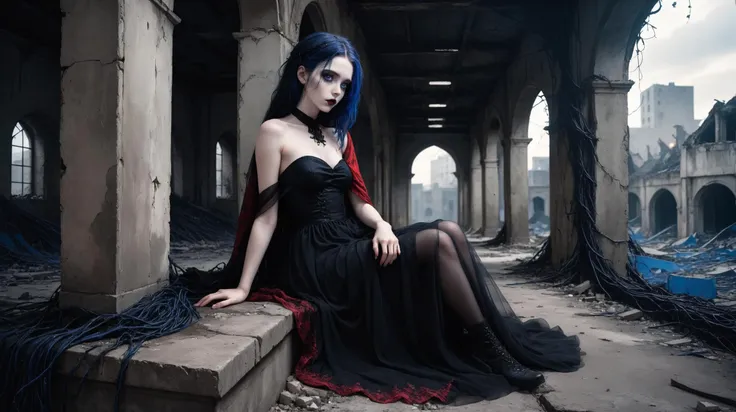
530 196 547 224
695 183 736 234
628 192 642 223
649 189 677 234
410 146 457 224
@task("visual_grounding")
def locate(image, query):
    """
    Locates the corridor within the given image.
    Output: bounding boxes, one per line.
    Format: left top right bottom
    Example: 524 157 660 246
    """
2 1 736 411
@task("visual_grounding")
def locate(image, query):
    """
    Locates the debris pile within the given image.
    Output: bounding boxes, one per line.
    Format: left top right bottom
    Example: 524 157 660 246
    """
0 196 59 271
273 376 332 411
630 222 736 301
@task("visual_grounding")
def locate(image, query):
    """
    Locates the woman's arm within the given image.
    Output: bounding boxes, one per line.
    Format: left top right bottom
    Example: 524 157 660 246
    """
348 180 400 267
195 120 283 308
235 120 283 291
348 192 387 230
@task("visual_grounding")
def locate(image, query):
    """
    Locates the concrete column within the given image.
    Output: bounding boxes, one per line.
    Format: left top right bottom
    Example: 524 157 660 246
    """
482 159 500 236
59 0 178 313
715 110 727 142
234 1 291 209
503 138 532 244
592 80 633 276
392 174 410 227
470 164 483 231
641 185 650 235
453 171 463 226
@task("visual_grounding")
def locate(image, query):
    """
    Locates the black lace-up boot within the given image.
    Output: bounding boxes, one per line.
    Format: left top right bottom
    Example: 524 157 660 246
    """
466 321 545 390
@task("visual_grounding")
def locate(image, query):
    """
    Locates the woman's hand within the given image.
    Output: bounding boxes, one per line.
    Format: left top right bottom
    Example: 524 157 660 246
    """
372 221 400 266
194 287 250 309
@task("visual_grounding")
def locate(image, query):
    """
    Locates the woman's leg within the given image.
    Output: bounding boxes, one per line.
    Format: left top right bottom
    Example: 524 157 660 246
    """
414 225 545 390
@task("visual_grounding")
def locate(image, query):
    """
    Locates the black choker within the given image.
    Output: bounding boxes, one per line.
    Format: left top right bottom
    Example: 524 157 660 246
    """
292 108 326 146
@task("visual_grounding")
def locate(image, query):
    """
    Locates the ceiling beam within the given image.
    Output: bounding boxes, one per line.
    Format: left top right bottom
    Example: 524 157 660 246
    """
380 68 502 82
355 1 486 11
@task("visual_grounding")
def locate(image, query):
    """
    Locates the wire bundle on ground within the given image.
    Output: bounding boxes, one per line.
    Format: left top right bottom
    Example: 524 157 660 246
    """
0 196 60 268
0 263 199 412
169 195 236 244
508 1 736 354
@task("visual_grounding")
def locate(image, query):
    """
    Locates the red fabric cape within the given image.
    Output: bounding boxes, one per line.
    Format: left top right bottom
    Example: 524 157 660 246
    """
221 132 452 404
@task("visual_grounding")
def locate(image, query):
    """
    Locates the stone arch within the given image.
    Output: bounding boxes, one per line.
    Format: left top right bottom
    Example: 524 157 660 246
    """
409 145 458 224
694 182 736 234
628 192 642 221
649 188 678 234
510 86 544 142
532 196 545 215
299 1 327 40
592 0 659 80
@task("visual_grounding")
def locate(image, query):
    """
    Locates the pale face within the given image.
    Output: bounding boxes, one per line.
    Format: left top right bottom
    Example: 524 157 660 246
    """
298 56 354 113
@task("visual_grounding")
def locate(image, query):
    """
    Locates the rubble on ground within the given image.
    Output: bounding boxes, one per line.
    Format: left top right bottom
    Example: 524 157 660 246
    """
630 222 736 301
549 279 736 363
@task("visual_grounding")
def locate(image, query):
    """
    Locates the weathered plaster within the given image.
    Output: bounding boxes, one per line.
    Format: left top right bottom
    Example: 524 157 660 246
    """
59 0 175 313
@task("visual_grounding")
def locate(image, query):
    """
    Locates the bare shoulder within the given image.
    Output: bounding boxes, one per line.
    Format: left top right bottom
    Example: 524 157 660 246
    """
260 119 287 138
257 119 288 150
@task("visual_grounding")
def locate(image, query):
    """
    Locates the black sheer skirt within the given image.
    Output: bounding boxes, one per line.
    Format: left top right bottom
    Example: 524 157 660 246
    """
244 156 582 404
231 156 582 403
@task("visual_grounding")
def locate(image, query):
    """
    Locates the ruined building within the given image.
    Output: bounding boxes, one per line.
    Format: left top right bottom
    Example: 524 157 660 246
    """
630 96 736 237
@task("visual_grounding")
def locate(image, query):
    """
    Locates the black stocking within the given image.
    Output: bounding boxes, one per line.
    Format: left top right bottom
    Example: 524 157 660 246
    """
415 226 484 326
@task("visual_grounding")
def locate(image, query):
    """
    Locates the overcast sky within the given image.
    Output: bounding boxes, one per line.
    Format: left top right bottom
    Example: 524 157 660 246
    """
527 0 736 163
413 0 735 184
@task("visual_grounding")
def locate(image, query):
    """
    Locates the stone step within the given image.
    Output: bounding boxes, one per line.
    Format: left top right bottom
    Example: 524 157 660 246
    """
54 301 296 412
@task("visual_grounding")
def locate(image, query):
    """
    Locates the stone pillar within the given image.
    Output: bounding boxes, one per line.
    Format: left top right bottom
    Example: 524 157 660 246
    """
482 158 500 236
503 138 532 244
234 1 291 209
59 0 178 313
470 164 483 231
641 185 650 235
592 80 634 276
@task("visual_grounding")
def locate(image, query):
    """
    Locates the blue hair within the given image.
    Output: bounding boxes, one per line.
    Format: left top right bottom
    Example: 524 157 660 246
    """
263 32 364 147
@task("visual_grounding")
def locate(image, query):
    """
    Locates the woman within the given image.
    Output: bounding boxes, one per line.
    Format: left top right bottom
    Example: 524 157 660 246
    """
193 32 582 404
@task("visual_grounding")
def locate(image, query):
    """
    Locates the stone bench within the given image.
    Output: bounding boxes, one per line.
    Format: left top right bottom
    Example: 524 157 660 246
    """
54 301 296 412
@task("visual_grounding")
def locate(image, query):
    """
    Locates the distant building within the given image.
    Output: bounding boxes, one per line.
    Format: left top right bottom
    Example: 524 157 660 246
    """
410 153 458 223
629 95 736 238
630 82 701 158
528 156 549 223
430 154 457 188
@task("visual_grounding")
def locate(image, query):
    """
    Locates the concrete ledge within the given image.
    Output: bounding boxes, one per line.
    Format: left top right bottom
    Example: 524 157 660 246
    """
55 301 295 411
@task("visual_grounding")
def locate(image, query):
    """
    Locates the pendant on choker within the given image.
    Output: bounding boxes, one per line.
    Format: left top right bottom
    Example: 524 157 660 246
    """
292 109 326 147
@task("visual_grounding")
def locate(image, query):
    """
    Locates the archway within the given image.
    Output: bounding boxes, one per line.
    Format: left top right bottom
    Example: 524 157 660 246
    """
628 192 642 223
695 183 736 234
410 146 458 224
649 189 677 234
172 0 239 212
530 196 546 223
299 2 327 40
